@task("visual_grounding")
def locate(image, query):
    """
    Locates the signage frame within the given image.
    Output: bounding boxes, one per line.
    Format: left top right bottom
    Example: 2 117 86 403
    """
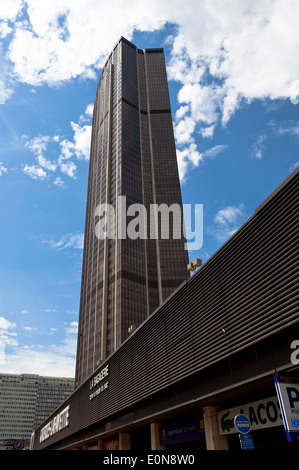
274 374 299 443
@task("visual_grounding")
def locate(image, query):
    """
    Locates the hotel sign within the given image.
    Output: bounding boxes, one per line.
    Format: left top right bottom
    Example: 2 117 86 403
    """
89 364 109 400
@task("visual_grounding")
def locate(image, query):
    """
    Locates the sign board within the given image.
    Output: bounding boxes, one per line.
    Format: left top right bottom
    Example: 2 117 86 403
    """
89 364 109 400
160 417 205 446
217 396 282 435
39 405 70 443
274 375 299 443
234 414 251 434
239 433 255 450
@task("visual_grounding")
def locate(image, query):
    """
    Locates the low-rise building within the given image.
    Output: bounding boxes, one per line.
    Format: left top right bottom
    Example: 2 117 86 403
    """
0 373 74 450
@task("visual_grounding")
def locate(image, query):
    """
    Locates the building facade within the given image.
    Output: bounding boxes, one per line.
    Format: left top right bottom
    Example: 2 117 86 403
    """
75 37 189 386
0 373 74 450
32 168 299 451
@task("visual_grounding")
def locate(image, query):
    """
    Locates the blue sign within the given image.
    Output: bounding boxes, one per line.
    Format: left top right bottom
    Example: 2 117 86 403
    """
160 417 205 445
274 374 299 443
234 414 251 434
239 433 255 450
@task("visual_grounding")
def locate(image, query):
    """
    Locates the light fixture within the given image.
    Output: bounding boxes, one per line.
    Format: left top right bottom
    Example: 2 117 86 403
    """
128 325 136 333
187 258 202 272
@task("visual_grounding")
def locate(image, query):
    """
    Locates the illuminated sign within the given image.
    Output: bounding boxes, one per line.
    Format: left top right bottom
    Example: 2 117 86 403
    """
89 364 109 400
39 405 70 443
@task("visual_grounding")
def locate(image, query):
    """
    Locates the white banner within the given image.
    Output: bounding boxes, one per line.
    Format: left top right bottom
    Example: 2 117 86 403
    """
217 396 282 435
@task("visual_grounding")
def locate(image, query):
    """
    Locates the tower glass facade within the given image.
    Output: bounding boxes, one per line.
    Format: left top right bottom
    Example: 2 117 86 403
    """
75 37 189 386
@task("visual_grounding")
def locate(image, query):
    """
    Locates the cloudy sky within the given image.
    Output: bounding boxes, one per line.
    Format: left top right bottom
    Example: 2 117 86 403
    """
0 0 298 377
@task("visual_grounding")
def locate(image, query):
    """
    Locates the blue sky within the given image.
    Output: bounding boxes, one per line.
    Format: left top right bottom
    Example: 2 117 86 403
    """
0 0 298 377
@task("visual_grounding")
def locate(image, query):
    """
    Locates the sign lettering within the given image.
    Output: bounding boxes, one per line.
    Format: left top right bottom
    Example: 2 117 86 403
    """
39 405 70 443
89 364 109 400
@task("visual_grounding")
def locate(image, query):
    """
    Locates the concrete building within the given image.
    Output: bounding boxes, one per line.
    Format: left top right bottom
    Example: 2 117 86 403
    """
0 373 74 450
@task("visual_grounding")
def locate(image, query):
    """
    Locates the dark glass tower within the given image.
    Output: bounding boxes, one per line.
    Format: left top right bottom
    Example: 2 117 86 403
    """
75 37 189 386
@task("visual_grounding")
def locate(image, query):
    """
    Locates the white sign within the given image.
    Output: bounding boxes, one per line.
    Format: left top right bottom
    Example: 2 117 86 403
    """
39 405 70 443
218 396 282 435
274 375 299 442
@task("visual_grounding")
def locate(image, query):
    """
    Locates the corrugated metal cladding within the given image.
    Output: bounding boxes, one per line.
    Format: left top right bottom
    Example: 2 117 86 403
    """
34 169 299 449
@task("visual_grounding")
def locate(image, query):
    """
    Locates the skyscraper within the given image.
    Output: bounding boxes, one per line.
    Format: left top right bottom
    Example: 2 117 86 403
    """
75 37 189 386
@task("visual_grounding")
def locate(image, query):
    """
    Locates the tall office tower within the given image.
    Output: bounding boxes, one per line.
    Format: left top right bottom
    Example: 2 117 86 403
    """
75 37 189 386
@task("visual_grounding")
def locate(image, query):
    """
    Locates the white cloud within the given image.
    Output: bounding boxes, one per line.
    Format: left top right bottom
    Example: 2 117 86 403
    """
213 203 247 242
203 144 228 159
0 316 16 330
177 143 227 182
59 160 77 179
36 154 57 171
251 135 267 160
270 120 299 138
85 103 94 117
59 106 93 162
0 162 8 176
53 176 66 188
1 345 75 376
1 321 78 376
23 326 37 332
176 148 193 182
174 116 196 145
178 83 220 126
69 121 91 160
59 139 74 160
200 125 216 139
25 134 51 155
289 161 299 173
5 0 298 104
214 204 245 226
0 0 23 21
7 0 166 86
24 134 58 179
4 1 299 182
23 164 47 180
0 316 17 364
23 105 92 183
44 233 84 251
0 21 12 38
